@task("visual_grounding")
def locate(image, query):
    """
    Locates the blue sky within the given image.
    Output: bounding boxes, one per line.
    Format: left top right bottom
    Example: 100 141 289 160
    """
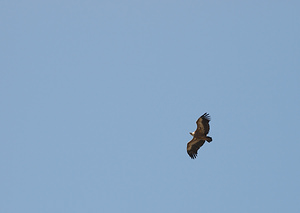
1 1 300 212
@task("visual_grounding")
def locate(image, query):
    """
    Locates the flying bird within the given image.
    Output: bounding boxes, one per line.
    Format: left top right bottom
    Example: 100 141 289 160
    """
187 113 213 159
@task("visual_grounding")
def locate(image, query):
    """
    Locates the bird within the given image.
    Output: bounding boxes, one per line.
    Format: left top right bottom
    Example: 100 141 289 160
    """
187 113 212 159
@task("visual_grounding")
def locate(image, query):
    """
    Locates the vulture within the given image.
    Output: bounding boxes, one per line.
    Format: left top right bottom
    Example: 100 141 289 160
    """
187 113 213 159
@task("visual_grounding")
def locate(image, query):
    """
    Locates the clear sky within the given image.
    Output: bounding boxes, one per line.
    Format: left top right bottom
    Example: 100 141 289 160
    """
1 1 300 212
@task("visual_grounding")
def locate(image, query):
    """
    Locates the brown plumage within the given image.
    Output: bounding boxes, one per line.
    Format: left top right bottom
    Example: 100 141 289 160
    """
187 113 213 159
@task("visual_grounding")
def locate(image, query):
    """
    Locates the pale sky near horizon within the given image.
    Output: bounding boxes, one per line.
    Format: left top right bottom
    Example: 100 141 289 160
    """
1 1 300 212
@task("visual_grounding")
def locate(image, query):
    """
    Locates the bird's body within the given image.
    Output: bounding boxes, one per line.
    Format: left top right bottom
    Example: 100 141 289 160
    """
187 113 212 159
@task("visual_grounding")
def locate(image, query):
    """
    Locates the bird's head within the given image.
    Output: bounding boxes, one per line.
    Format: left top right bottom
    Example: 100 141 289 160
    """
189 131 195 136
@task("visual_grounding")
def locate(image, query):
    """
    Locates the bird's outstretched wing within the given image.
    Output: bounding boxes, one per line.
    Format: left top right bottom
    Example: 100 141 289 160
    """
187 137 205 159
196 113 210 135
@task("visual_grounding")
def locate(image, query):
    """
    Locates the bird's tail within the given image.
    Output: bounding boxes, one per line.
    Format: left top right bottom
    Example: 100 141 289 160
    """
206 136 212 142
